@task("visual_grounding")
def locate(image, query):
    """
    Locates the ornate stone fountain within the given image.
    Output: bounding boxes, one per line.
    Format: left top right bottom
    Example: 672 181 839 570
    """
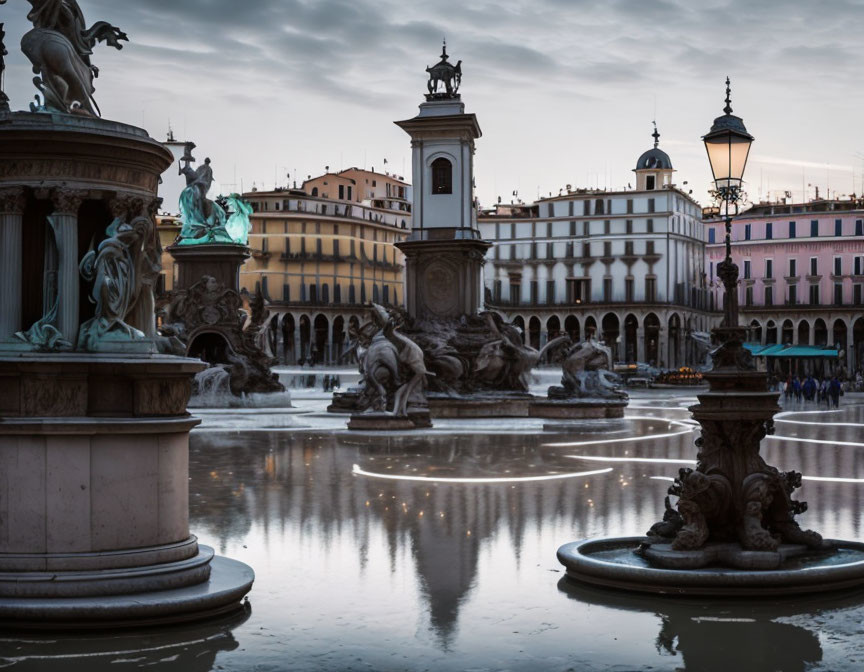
0 2 253 627
158 142 283 399
557 81 864 595
330 46 626 427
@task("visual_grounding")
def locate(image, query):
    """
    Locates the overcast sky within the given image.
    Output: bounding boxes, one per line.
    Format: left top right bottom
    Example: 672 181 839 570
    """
3 0 864 208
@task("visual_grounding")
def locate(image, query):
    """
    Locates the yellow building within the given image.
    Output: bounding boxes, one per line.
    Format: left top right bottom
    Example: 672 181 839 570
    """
156 214 181 293
242 168 411 364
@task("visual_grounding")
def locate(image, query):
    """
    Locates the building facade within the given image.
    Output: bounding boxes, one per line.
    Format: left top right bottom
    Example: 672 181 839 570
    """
479 134 713 369
241 168 412 365
705 199 864 373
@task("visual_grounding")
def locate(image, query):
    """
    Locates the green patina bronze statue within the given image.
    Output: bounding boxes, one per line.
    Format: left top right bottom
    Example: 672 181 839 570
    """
177 142 251 246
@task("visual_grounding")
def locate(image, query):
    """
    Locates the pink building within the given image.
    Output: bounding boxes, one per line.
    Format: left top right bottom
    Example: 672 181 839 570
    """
706 199 864 374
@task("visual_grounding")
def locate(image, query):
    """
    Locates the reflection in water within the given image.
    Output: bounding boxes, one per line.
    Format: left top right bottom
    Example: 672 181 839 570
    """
3 402 864 670
0 606 250 671
558 578 823 671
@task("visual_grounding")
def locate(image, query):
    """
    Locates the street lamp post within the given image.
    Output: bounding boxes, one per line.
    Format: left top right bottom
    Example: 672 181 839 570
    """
637 79 825 563
703 78 754 333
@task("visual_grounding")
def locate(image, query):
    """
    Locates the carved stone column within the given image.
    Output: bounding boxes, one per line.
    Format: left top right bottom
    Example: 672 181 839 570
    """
51 188 87 346
0 187 26 342
636 326 645 364
274 314 285 364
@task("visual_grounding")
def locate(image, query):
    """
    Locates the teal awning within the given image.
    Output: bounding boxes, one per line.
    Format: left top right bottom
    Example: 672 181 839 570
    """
743 343 839 358
770 345 839 358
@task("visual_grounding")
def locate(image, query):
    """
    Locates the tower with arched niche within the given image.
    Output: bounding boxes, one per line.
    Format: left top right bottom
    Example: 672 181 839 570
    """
395 43 490 321
634 122 675 191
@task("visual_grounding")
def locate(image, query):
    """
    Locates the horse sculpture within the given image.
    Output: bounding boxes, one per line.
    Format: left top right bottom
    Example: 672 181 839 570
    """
19 0 127 116
426 59 462 97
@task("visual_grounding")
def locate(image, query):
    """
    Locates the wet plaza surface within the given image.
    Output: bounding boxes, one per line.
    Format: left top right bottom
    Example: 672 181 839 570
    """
3 390 864 671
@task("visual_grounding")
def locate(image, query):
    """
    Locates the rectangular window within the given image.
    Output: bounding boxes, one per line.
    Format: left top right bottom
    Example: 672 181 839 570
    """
836 219 843 236
547 280 556 304
604 241 612 257
624 241 634 256
710 262 714 281
789 285 797 304
857 220 863 236
625 278 634 302
510 283 522 304
744 260 751 279
626 220 633 234
647 219 654 233
708 228 716 244
493 280 502 302
744 224 751 240
810 257 818 276
766 222 773 239
583 221 590 236
789 258 797 277
604 220 611 234
855 256 864 276
834 257 842 276
745 286 753 306
626 199 633 214
530 280 539 304
764 286 773 305
648 198 655 213
809 284 820 305
338 184 345 199
568 278 590 304
604 278 613 302
646 241 655 255
766 259 773 279
789 221 796 238
811 220 819 237
583 241 591 258
568 201 574 216
645 277 657 302
855 284 863 305
834 283 843 305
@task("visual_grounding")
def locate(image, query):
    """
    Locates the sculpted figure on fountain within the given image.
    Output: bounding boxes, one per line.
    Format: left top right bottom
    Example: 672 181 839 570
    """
14 0 127 116
176 143 251 246
78 195 161 351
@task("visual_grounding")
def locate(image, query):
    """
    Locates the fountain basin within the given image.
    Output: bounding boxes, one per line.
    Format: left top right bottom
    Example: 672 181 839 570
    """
557 536 864 596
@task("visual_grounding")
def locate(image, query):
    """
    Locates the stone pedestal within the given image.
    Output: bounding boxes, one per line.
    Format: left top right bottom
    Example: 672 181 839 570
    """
168 243 250 294
347 413 418 431
0 356 254 625
529 398 627 419
396 237 491 322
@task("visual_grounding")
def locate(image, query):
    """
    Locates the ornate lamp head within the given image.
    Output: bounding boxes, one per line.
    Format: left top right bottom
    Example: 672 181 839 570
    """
425 40 462 101
703 77 754 202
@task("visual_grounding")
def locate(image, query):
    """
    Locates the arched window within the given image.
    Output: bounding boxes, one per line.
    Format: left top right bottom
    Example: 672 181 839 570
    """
431 157 452 195
311 187 318 197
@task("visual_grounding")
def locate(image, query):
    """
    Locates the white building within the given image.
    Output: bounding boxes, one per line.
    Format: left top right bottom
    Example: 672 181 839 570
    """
478 129 713 368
